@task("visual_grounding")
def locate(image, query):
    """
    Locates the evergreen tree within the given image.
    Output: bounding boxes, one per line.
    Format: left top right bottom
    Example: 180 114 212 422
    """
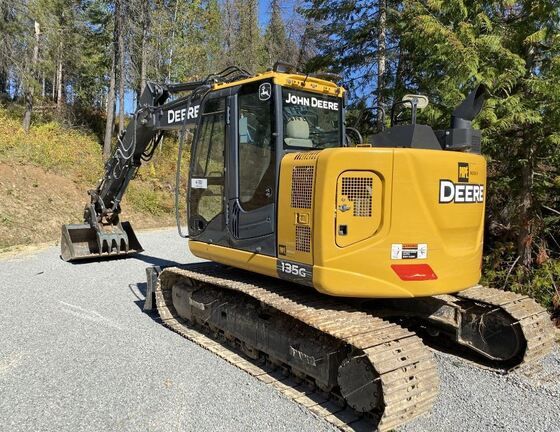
229 0 265 71
398 1 560 300
302 1 401 103
264 0 288 65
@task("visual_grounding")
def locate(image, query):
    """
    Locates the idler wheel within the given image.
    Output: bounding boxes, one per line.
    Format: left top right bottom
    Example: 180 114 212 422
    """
461 307 524 361
337 355 382 412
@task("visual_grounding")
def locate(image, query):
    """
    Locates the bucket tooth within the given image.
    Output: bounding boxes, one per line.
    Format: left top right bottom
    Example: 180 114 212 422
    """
60 221 143 262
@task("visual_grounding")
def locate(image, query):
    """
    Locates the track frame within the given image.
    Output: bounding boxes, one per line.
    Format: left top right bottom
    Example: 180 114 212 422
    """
150 263 439 431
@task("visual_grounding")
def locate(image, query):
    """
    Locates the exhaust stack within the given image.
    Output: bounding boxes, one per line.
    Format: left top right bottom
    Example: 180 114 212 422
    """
438 84 487 153
451 84 486 129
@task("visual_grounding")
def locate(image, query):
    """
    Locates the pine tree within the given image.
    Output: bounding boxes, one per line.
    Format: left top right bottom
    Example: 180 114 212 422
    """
264 0 288 65
229 0 265 71
398 2 560 284
302 1 401 103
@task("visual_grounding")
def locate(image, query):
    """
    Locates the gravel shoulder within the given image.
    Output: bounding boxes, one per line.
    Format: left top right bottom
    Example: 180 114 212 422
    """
400 348 560 432
1 228 559 431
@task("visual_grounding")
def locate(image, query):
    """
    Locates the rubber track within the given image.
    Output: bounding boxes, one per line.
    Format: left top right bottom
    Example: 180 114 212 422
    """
154 264 439 432
456 285 555 369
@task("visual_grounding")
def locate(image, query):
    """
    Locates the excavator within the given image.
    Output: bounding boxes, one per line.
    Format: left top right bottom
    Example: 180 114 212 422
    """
61 64 554 431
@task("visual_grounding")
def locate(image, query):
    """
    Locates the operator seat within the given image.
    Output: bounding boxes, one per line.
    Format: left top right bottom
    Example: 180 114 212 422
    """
284 118 313 148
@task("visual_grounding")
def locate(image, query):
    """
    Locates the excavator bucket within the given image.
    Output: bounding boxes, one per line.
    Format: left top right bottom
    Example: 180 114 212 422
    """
60 221 143 262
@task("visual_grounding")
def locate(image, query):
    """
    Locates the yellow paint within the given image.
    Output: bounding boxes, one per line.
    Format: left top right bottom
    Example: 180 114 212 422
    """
335 170 382 247
189 241 278 278
311 147 486 297
189 72 486 299
277 152 319 265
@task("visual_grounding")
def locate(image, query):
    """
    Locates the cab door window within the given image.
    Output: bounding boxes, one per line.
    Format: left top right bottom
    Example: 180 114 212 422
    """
238 82 275 211
189 98 225 230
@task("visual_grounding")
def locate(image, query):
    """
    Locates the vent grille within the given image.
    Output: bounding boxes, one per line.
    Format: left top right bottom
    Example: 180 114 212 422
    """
294 151 321 161
342 177 373 217
295 225 311 253
291 166 314 208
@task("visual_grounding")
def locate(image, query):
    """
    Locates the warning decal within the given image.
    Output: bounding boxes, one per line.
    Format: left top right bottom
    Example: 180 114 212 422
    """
391 243 428 260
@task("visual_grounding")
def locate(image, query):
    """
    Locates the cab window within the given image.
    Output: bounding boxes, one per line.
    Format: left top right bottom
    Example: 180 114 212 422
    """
238 82 275 211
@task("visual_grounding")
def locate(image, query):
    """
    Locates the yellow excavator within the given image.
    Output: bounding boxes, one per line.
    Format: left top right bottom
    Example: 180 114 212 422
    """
61 64 554 431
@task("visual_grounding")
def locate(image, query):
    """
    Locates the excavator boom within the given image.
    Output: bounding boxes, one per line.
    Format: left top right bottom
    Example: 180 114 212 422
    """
61 67 250 261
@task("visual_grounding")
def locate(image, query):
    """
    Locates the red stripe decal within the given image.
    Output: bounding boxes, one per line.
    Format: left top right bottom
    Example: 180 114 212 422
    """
391 264 438 281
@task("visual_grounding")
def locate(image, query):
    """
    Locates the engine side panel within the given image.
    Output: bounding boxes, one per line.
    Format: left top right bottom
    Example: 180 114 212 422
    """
276 151 321 266
312 147 486 297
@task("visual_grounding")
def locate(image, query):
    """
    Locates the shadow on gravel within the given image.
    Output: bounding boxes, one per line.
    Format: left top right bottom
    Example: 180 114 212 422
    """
62 254 133 264
129 281 162 322
398 323 512 372
61 252 183 267
132 253 183 268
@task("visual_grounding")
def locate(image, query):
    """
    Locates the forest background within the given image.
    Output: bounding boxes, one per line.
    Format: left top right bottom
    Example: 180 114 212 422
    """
0 0 559 316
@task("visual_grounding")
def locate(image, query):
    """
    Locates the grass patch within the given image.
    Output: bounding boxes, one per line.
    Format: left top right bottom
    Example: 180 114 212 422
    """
127 182 174 216
0 104 188 216
0 108 103 185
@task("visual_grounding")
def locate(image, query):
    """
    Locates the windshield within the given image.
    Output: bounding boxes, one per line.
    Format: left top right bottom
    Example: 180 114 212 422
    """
282 88 342 149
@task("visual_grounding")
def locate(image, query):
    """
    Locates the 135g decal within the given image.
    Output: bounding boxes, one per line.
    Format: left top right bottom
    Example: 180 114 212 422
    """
277 260 313 286
279 261 307 277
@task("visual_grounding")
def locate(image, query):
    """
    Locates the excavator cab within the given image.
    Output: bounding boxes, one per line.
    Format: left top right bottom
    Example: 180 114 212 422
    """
186 76 344 258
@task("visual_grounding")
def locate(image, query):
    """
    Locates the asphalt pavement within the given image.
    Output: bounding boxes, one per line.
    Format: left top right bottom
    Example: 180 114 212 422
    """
1 228 559 431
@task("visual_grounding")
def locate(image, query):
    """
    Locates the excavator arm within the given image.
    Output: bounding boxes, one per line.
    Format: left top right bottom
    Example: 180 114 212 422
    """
61 78 217 261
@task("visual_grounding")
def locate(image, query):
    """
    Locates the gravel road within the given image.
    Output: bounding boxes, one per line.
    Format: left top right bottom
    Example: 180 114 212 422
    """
1 228 559 431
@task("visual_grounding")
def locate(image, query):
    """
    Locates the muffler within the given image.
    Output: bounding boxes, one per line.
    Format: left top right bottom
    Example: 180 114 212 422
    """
60 221 143 262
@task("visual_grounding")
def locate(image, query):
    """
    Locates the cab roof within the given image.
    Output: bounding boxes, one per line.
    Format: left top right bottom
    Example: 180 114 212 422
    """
212 70 345 98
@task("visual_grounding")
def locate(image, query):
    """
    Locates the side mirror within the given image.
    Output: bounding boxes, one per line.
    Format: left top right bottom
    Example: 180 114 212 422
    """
402 94 429 109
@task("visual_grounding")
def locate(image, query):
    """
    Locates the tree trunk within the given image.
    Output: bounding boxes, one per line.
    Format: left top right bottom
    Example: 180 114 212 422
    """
103 0 120 161
517 143 535 269
0 67 7 95
223 0 235 59
297 22 310 70
56 40 64 112
52 70 56 100
394 43 404 99
23 21 40 133
118 0 126 134
167 0 179 82
22 92 33 132
140 0 149 96
376 0 387 128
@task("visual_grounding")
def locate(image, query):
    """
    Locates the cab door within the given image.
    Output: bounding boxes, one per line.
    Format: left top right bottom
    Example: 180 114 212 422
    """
187 95 228 246
227 81 277 255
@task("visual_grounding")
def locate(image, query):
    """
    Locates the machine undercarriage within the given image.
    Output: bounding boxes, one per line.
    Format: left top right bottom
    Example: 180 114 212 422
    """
145 262 554 431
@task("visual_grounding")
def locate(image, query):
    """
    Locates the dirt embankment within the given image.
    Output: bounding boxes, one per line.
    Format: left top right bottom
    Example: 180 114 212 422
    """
0 163 174 251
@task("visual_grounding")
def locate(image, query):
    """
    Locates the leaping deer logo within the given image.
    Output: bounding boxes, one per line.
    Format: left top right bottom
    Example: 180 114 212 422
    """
259 83 271 101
